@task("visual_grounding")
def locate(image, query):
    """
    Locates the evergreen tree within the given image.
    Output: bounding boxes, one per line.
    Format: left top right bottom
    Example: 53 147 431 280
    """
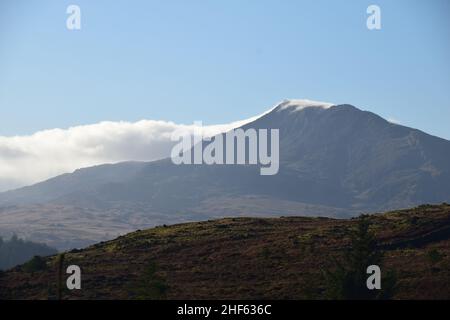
0 235 57 270
324 215 397 299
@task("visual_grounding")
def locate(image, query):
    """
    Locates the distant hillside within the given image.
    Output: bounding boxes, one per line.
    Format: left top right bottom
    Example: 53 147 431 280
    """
1 100 450 249
1 204 449 300
0 235 57 271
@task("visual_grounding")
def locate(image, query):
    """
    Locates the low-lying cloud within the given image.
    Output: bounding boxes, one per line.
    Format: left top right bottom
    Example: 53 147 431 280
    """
0 115 262 192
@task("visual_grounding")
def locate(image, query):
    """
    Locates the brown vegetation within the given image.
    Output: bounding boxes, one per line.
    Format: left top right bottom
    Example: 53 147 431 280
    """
1 204 450 300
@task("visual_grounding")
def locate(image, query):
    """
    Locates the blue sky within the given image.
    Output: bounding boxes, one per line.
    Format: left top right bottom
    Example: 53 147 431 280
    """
1 0 449 139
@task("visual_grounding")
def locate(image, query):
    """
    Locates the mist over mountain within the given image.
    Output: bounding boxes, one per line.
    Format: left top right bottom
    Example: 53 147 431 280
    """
1 100 449 249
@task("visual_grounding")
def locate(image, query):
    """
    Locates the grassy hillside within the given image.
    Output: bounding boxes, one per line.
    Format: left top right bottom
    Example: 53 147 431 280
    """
1 204 450 300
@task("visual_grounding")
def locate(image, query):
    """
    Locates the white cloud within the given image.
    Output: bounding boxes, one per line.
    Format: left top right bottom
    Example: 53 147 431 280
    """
277 99 334 112
0 107 275 192
387 117 401 124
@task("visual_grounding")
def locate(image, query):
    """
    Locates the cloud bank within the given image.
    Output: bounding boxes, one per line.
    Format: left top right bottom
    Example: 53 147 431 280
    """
0 112 269 192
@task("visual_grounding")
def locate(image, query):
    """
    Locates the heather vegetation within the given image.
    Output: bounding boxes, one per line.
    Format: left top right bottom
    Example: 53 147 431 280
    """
1 204 449 299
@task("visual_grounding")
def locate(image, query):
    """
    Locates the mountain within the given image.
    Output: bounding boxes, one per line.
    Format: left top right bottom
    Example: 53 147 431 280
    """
1 204 450 299
1 99 450 249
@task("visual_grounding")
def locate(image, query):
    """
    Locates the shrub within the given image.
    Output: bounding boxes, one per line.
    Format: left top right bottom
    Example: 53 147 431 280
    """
133 262 168 300
427 249 443 265
23 256 47 273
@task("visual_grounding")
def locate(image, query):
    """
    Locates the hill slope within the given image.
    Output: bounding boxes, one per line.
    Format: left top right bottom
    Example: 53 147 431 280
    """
1 204 450 300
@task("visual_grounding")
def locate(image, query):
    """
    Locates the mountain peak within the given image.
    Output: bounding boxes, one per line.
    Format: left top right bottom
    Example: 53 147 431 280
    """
275 99 335 112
